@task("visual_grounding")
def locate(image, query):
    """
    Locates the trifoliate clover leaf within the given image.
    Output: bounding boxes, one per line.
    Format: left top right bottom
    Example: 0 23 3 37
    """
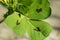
4 13 52 40
0 0 52 40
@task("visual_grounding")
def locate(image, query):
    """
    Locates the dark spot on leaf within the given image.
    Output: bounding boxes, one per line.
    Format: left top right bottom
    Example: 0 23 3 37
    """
18 13 21 17
16 20 20 25
34 27 41 32
36 8 42 13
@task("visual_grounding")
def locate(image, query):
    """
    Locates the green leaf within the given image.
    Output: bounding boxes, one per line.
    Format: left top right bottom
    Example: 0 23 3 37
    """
4 13 26 36
4 13 52 40
27 22 45 40
13 15 27 35
2 0 52 40
27 27 45 40
26 0 51 20
29 20 52 37
27 20 52 40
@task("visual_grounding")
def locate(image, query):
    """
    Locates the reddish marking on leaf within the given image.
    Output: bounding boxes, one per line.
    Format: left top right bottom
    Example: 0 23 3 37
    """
34 27 41 32
16 20 20 25
36 8 42 13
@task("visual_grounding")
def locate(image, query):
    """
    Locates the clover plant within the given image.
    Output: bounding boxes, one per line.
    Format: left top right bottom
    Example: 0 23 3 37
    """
0 0 52 40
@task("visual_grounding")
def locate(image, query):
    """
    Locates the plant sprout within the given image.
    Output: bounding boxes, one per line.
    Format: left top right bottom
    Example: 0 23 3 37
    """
0 0 52 40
